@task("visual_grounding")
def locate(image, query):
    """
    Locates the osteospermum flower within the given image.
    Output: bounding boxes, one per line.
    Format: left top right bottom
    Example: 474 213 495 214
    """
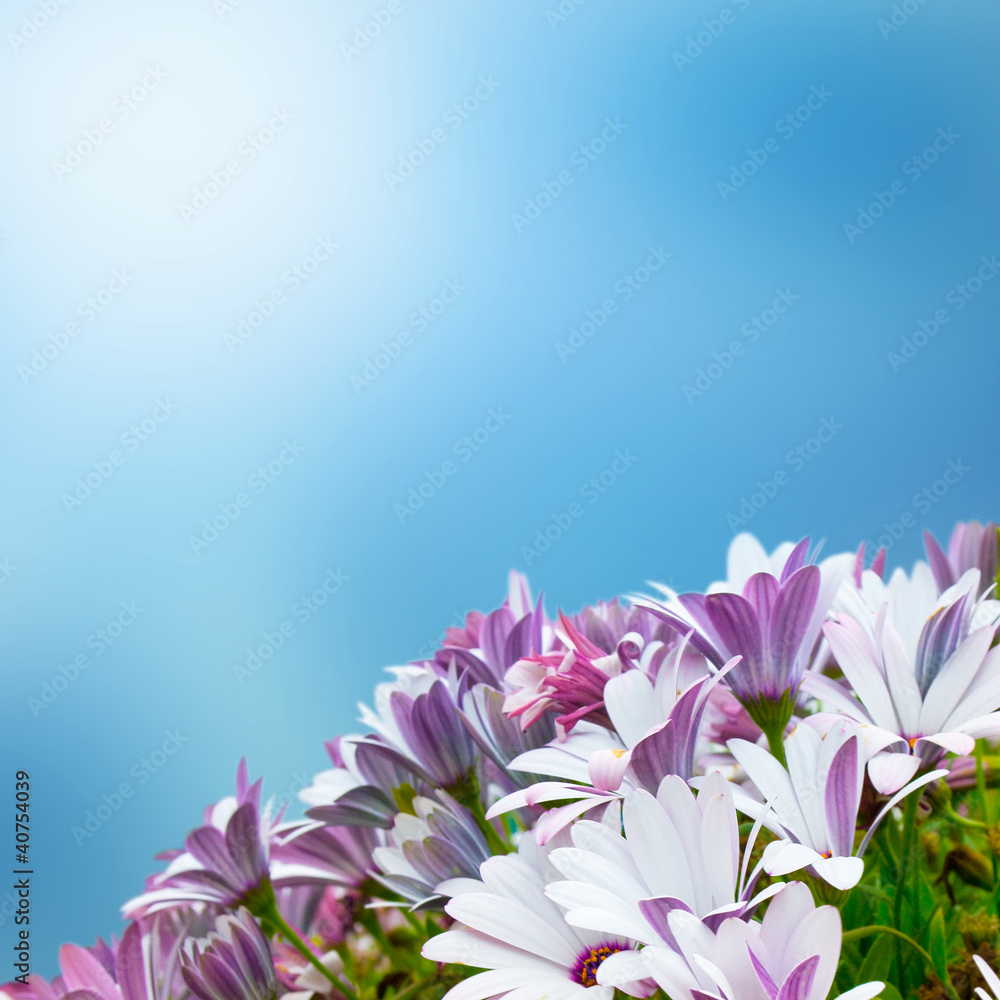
123 761 275 918
301 733 429 829
635 537 853 756
422 853 652 1000
489 637 736 842
1 919 190 1000
302 669 479 830
503 613 639 734
419 571 552 689
270 820 380 890
727 721 946 889
180 908 278 1000
610 883 881 1000
809 570 1000 792
543 772 777 950
371 792 492 908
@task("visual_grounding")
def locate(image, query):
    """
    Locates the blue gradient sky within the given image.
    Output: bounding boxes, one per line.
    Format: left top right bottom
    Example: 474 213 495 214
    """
1 0 998 974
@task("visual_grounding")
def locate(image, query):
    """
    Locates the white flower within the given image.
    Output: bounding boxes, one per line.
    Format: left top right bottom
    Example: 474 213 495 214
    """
807 568 1000 792
606 882 882 1000
542 772 775 951
728 721 945 889
422 852 653 1000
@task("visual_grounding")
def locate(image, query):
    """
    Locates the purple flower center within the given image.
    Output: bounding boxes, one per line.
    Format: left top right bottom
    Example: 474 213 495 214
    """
571 942 626 988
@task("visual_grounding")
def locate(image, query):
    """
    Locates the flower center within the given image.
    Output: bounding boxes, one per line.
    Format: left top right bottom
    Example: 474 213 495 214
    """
572 942 626 988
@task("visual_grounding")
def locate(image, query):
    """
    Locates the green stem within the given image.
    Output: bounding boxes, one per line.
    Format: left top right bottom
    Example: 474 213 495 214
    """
265 904 363 1000
742 691 794 768
761 720 788 768
841 926 959 1000
893 792 919 998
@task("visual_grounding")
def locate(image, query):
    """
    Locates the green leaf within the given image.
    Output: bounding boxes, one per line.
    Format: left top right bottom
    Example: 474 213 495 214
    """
858 934 894 985
927 908 949 983
879 984 903 1000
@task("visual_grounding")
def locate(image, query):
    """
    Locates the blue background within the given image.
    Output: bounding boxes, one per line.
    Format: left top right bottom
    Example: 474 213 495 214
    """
0 0 997 975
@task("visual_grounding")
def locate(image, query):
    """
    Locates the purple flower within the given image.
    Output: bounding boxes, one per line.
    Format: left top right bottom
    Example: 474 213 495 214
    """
417 572 550 691
123 761 274 918
180 909 278 1000
371 792 492 908
2 918 191 1000
302 734 430 829
925 520 999 596
637 539 851 748
270 821 378 891
503 612 643 734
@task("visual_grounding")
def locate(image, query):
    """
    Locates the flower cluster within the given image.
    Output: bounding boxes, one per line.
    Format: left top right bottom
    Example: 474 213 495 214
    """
8 522 1000 1000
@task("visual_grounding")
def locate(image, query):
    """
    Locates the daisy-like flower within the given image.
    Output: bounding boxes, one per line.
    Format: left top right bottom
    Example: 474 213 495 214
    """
727 721 946 889
422 852 651 1000
635 537 853 759
620 882 882 1000
459 683 558 794
180 909 279 1000
123 761 275 918
301 734 428 830
503 613 641 735
808 569 1000 792
542 771 777 954
420 572 551 690
2 918 191 1000
370 792 492 909
270 820 379 891
488 637 735 842
2 937 131 1000
303 667 480 831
